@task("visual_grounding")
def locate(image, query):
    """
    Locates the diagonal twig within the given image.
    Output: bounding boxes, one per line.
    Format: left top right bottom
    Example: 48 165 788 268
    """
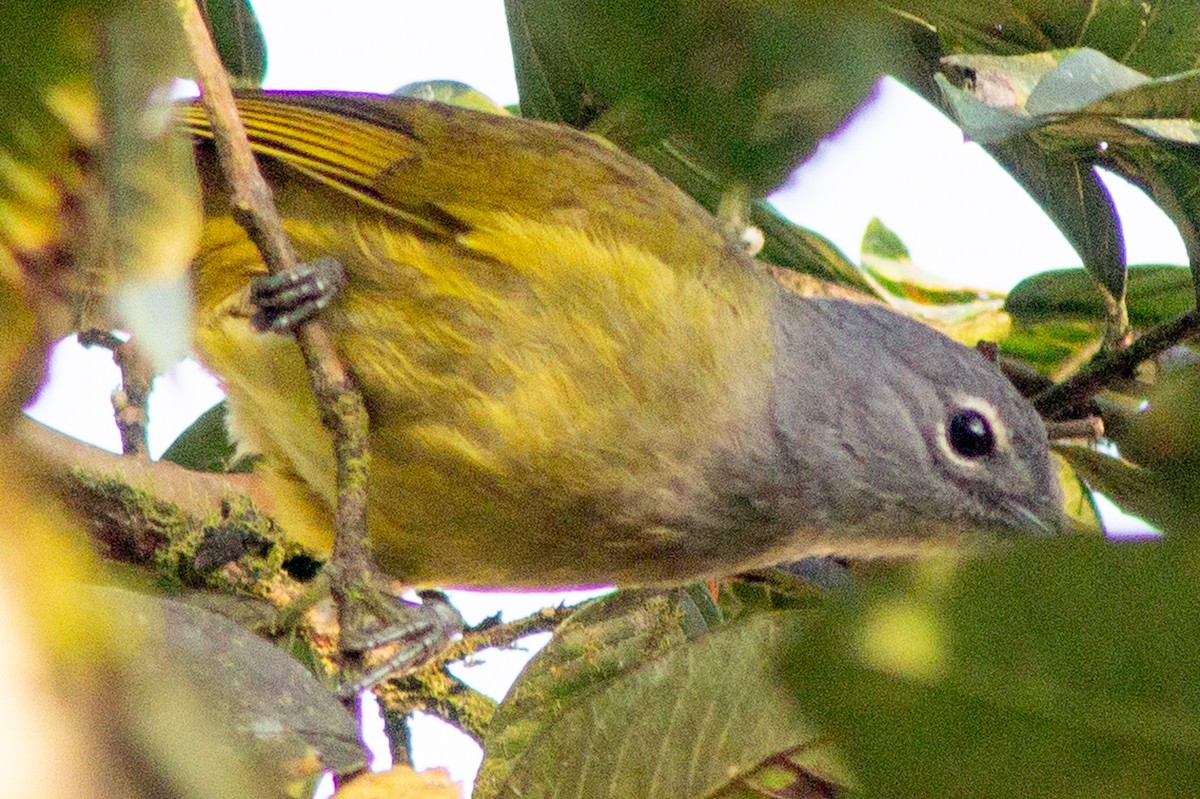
174 0 373 698
1034 309 1200 418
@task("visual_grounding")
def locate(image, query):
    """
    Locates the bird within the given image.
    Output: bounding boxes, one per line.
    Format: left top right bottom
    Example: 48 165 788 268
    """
184 91 1063 590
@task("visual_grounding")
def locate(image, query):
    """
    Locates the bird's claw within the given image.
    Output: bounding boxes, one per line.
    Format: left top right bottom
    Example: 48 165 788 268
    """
250 256 348 332
333 586 464 698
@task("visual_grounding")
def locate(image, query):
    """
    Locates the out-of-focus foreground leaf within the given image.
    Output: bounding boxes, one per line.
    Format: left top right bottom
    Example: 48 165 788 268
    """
476 588 842 799
0 438 279 798
782 540 1200 798
97 586 363 775
1 0 199 370
1102 361 1200 468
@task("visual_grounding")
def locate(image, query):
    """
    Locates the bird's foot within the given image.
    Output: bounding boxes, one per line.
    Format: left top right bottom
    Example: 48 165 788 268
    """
328 563 463 699
250 256 348 332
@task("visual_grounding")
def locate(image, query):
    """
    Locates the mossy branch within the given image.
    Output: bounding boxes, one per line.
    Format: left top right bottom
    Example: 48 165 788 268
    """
377 604 577 742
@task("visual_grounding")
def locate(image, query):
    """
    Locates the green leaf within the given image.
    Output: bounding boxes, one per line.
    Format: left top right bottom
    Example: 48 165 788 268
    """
1006 265 1193 329
161 401 256 473
859 218 1003 307
933 48 1200 322
935 51 1132 340
991 138 1127 338
1025 48 1149 115
999 317 1102 380
476 589 835 799
1103 363 1200 467
505 0 909 195
861 218 912 261
1053 445 1197 536
1 0 200 369
849 219 1011 345
393 80 512 116
197 0 267 88
782 541 1200 798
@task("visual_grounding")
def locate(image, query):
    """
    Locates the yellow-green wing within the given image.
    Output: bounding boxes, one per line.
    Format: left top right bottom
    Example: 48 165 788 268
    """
182 91 739 274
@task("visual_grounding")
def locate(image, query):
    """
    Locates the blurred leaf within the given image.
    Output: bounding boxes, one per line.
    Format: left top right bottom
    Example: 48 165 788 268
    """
851 219 1010 345
1103 363 1200 467
934 48 1200 326
0 0 199 369
934 50 1063 143
394 80 511 115
892 1 1200 78
1028 48 1149 113
860 218 911 261
1 1 102 341
506 0 909 195
1006 265 1194 328
719 564 845 616
99 586 364 775
1098 141 1200 295
333 766 460 799
0 276 44 422
994 137 1127 337
754 205 873 294
782 541 1200 799
0 1 92 155
476 589 836 799
1054 444 1198 536
0 431 278 798
198 0 267 88
1050 451 1103 535
936 52 1131 342
161 400 256 473
999 317 1101 379
99 1 199 369
859 218 1002 306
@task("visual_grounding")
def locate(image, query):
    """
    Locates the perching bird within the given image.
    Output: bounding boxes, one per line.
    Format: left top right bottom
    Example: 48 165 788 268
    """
185 91 1063 589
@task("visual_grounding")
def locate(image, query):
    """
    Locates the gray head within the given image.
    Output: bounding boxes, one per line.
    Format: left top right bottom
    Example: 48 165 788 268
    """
769 291 1063 552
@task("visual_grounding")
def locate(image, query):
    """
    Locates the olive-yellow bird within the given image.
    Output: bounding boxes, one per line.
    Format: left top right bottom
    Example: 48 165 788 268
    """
185 91 1062 588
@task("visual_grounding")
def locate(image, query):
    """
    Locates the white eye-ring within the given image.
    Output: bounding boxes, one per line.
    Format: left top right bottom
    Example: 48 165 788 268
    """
938 396 1010 469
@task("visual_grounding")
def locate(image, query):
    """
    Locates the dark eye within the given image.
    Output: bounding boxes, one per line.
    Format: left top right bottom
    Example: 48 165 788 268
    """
948 409 995 459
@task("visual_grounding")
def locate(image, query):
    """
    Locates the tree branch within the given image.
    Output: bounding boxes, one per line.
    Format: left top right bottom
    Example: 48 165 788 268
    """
1034 309 1200 418
377 605 577 742
174 0 373 662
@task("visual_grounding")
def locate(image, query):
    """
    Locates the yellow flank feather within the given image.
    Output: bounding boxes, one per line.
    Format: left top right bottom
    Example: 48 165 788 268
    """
190 98 779 586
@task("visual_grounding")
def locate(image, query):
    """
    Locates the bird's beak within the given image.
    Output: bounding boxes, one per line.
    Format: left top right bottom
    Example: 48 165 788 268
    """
1001 497 1067 537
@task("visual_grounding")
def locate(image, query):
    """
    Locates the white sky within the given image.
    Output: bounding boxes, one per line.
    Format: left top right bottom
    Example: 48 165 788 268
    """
24 2 1177 795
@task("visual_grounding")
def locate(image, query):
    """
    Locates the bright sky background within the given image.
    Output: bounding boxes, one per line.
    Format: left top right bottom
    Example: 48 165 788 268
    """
24 1 1178 795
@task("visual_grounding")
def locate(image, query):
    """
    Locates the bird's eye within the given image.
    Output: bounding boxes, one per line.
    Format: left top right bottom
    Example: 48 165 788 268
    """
947 409 996 459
